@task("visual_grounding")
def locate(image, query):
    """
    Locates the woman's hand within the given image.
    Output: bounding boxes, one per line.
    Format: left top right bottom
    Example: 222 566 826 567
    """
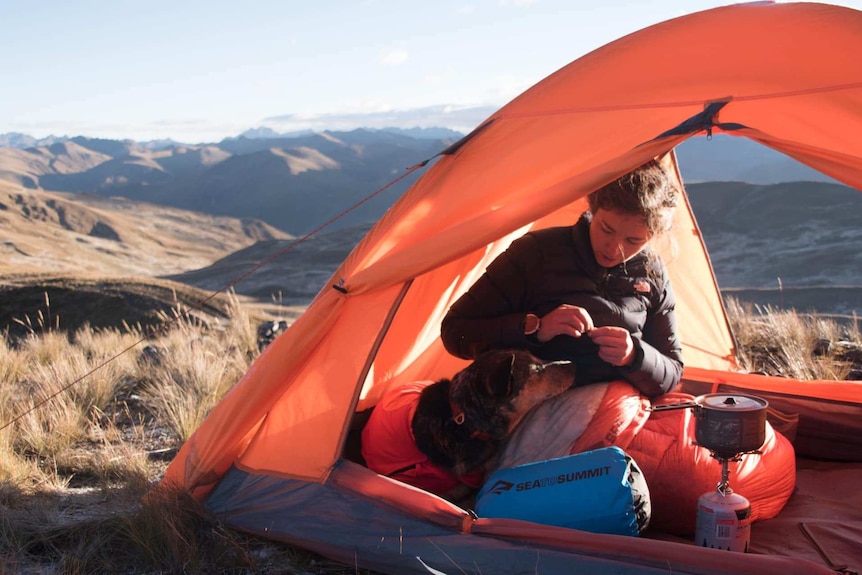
588 326 635 367
536 304 595 342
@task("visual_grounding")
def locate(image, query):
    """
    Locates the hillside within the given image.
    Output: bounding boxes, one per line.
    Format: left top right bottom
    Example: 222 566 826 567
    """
0 275 237 343
675 135 838 184
0 181 290 277
0 130 451 236
165 222 373 304
686 181 862 289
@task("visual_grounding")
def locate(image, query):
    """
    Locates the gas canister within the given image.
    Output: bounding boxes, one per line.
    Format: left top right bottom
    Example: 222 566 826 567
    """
694 488 752 552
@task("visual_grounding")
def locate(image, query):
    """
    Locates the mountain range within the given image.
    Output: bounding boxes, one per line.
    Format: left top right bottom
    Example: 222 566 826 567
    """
0 130 455 236
1 129 859 323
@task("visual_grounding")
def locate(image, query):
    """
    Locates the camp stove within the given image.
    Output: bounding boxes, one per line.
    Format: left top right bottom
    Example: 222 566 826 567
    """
649 393 769 552
694 449 758 552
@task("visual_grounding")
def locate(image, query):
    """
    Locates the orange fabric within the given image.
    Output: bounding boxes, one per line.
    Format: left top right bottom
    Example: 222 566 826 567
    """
329 462 469 531
163 2 862 499
683 366 862 404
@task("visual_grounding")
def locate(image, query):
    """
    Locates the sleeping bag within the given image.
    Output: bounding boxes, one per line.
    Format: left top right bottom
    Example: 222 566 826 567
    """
360 381 484 497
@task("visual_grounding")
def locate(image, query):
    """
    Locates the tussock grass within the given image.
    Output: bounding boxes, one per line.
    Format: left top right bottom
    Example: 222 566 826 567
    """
0 289 859 573
0 337 26 383
725 296 861 380
11 292 61 339
139 343 248 442
137 301 253 442
0 290 332 573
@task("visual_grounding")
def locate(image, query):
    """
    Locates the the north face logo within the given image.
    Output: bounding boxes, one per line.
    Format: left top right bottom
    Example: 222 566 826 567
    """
486 480 514 495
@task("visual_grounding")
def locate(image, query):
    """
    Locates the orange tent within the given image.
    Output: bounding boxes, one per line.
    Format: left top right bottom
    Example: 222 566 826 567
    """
162 3 862 573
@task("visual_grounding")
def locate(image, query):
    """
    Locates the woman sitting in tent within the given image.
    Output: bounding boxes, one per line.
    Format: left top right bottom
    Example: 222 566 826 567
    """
441 158 683 399
440 159 795 534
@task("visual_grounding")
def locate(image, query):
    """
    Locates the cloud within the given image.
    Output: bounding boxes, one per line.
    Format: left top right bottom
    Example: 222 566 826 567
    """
262 104 498 134
7 104 499 145
379 47 409 66
489 74 534 101
5 117 254 144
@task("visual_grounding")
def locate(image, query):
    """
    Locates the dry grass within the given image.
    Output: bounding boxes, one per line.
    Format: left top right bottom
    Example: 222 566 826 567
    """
1 290 860 573
725 296 861 380
0 291 355 574
137 305 252 442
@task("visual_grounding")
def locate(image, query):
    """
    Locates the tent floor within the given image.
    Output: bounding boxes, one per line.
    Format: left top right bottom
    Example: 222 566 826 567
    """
643 459 860 572
345 411 860 572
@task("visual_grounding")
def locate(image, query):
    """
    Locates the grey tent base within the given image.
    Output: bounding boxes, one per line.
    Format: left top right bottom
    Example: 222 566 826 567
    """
205 462 833 575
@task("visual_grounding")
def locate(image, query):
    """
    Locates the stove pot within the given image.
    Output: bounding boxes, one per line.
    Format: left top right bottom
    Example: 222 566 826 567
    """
693 393 768 458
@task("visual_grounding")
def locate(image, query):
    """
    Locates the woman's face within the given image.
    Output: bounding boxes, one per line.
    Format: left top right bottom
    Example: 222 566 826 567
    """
589 208 652 268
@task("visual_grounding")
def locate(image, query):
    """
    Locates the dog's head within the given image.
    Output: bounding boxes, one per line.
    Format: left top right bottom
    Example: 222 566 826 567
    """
450 349 576 440
411 349 575 477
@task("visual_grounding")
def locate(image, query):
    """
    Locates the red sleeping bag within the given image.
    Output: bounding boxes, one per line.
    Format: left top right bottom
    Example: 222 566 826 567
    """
570 385 797 536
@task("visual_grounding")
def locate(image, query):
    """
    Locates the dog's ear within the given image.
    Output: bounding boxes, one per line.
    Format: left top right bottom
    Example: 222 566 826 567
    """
485 351 515 399
505 352 515 396
413 378 472 469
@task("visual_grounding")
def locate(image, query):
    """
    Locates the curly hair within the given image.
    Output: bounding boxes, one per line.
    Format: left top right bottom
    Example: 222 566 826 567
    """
586 159 679 237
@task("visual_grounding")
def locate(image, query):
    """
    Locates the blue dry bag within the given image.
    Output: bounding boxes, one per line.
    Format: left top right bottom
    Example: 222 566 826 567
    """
475 446 650 536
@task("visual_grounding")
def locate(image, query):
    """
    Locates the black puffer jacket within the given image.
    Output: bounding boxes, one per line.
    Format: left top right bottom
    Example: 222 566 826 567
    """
441 214 683 398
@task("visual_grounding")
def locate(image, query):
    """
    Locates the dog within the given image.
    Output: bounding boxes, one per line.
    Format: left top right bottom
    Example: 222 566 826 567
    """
361 349 576 501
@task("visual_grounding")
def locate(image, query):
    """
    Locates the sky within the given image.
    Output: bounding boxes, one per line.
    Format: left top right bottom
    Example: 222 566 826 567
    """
3 0 862 144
